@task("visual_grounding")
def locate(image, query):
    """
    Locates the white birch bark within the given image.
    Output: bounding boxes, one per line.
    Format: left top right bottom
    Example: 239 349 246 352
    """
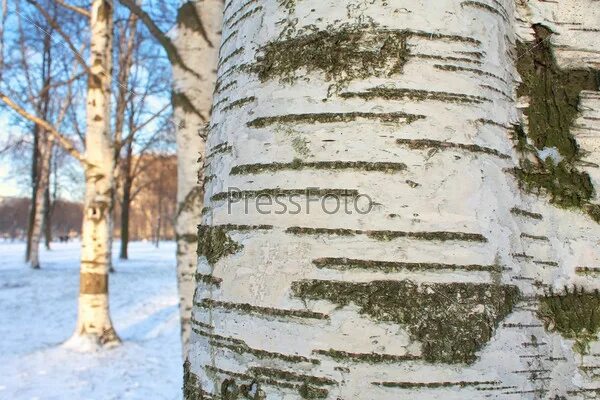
69 0 119 348
28 135 53 269
173 0 223 357
185 0 600 398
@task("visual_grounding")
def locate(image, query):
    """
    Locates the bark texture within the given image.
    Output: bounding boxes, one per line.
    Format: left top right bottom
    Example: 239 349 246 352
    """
71 0 119 347
174 0 223 357
186 0 600 398
28 135 53 269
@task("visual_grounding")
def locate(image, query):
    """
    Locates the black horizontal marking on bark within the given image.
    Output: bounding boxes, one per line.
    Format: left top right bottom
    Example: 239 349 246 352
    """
247 112 425 128
204 364 329 397
230 161 407 175
480 84 512 100
228 5 262 29
533 260 559 267
286 227 488 242
192 326 319 364
195 273 222 287
410 30 481 45
341 88 491 104
434 64 508 84
476 118 512 129
502 323 543 328
504 389 548 395
196 298 329 320
476 385 519 392
314 348 420 363
211 188 360 202
510 207 543 220
511 369 551 374
224 0 256 27
576 267 600 275
80 272 108 295
249 366 337 386
511 253 534 259
216 63 251 85
396 138 510 159
413 53 483 65
214 79 237 95
313 257 504 272
218 29 236 52
520 233 549 241
206 142 232 158
372 380 499 388
199 223 274 231
218 47 243 67
221 96 256 112
190 317 214 330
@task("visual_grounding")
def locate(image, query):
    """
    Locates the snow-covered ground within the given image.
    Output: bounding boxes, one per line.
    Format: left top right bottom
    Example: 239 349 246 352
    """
0 241 182 400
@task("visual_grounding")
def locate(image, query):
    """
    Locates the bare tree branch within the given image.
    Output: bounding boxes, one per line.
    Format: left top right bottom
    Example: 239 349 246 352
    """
23 0 91 75
0 92 89 167
53 0 90 18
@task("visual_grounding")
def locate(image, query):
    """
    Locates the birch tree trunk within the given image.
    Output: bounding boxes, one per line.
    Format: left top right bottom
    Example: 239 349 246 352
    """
27 30 53 267
70 0 119 348
119 148 133 260
173 0 223 357
44 185 52 250
25 127 39 262
185 0 600 398
29 135 52 269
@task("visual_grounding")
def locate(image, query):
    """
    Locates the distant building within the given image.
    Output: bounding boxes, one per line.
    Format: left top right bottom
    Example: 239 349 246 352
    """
113 154 177 242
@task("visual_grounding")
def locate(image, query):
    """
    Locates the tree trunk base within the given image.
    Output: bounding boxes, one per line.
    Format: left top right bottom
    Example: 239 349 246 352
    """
63 330 121 352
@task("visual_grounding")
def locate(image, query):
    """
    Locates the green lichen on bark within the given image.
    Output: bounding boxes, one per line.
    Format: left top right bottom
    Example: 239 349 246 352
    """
517 25 598 159
291 279 519 364
513 157 595 218
538 287 600 355
514 24 600 222
197 225 243 265
252 28 409 84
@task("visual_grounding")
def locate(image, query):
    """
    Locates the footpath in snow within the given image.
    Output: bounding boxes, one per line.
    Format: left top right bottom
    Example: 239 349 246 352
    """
0 241 182 400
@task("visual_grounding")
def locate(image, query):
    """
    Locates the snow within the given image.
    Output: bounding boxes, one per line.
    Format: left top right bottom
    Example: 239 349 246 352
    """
0 241 182 400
